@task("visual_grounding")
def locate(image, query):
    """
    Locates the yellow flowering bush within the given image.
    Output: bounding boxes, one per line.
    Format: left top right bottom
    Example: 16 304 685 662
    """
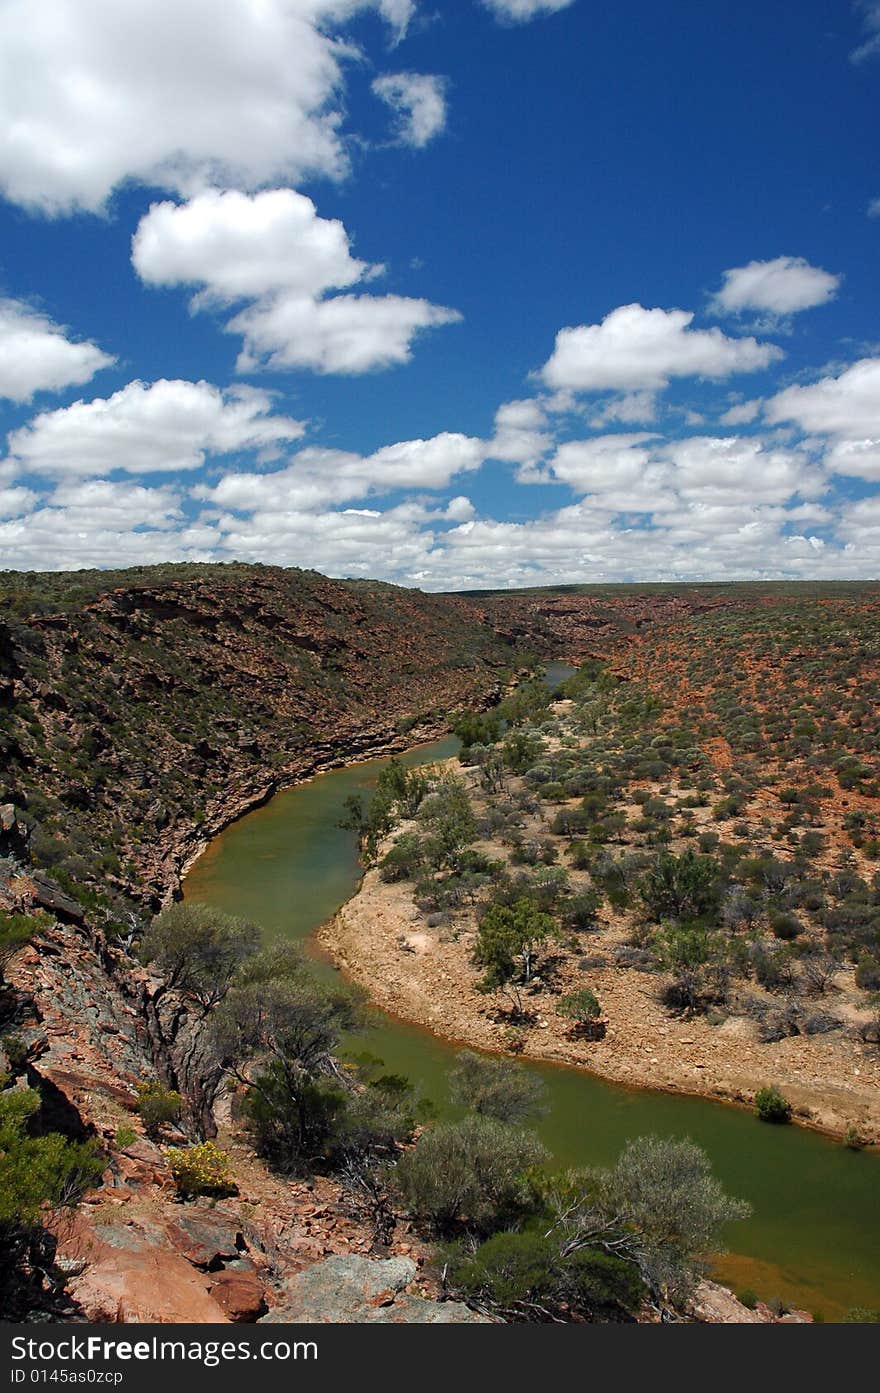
165 1141 235 1197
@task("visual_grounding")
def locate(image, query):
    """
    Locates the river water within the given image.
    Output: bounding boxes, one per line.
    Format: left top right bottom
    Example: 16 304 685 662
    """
185 664 880 1319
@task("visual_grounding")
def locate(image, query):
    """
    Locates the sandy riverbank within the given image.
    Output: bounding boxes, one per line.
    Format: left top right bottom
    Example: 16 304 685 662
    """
320 861 880 1144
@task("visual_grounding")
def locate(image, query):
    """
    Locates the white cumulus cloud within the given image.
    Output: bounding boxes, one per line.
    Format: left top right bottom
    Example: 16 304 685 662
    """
196 431 486 512
372 73 448 148
767 357 880 480
132 189 372 305
479 0 577 23
229 292 461 375
540 303 782 394
0 298 114 403
5 379 305 480
710 256 840 317
0 0 414 213
133 189 460 376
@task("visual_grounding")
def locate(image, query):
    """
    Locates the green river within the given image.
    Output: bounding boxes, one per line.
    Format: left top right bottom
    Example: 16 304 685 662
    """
185 665 880 1320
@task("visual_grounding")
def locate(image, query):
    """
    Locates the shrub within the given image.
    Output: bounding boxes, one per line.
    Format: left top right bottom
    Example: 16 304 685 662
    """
240 1063 346 1173
0 1085 102 1235
0 911 49 982
638 850 721 923
556 988 603 1038
754 1086 792 1124
135 1081 182 1137
843 1125 864 1150
561 888 602 931
447 1229 644 1321
166 1141 235 1197
738 1288 759 1310
378 832 426 883
855 955 880 992
447 1051 547 1124
769 911 802 941
392 1114 547 1235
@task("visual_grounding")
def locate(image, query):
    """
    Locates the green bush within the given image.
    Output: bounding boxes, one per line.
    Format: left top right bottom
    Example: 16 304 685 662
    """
392 1114 547 1235
556 988 603 1037
448 1229 643 1321
0 911 49 981
754 1086 792 1124
855 955 880 991
134 1081 182 1137
447 1051 546 1125
0 1084 102 1234
139 902 261 1010
769 911 802 941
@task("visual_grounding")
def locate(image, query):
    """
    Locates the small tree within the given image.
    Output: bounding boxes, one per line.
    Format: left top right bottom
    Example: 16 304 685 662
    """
139 902 260 1011
639 850 721 923
474 898 558 1016
211 944 367 1173
556 988 603 1039
447 1050 547 1124
546 1135 750 1306
651 921 723 1015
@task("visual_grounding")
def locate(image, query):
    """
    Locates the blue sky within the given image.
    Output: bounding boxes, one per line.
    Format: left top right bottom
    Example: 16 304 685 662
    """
1 0 880 587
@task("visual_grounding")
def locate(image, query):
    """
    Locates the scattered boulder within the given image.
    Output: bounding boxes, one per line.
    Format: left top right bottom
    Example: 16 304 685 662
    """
209 1270 267 1323
263 1255 490 1324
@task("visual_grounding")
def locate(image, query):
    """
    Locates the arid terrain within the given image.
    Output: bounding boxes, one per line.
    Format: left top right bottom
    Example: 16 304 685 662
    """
325 594 880 1141
3 569 879 1324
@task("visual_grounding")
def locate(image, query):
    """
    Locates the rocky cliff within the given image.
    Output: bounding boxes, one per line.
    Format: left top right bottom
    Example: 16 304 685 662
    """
0 564 520 1322
0 564 516 906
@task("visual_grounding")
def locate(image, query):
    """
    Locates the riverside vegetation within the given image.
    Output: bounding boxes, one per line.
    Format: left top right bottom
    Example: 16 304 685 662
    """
332 604 880 1144
2 568 879 1321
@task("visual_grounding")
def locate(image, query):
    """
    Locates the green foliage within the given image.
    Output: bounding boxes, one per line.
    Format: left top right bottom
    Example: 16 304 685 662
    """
0 911 49 980
502 729 546 775
240 1062 347 1174
418 774 478 872
139 902 260 1010
546 1135 750 1304
341 759 433 863
754 1085 792 1123
474 897 558 1004
556 988 602 1032
212 942 363 1077
0 1084 102 1234
651 921 724 1014
448 1229 643 1321
452 709 502 750
392 1114 547 1235
639 850 722 923
447 1050 547 1124
498 679 553 729
166 1141 235 1197
211 944 416 1175
378 831 426 882
134 1081 182 1137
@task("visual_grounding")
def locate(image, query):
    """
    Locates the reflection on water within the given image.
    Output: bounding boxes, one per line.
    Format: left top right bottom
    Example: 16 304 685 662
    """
186 713 880 1319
